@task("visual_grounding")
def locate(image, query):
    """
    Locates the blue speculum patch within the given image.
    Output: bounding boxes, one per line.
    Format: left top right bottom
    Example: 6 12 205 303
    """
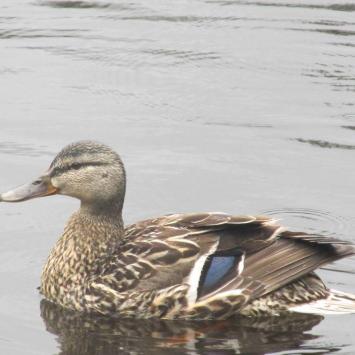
201 256 236 290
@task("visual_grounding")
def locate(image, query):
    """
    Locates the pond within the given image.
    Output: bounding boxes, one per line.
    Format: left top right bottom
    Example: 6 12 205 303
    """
0 0 354 353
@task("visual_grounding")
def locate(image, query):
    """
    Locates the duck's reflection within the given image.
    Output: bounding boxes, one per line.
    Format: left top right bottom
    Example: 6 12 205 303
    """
41 299 323 355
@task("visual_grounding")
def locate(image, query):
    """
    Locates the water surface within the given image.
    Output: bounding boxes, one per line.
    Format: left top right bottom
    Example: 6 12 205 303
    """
0 0 355 354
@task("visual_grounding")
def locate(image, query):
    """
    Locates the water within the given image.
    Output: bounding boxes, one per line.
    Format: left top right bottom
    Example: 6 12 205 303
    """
0 0 355 353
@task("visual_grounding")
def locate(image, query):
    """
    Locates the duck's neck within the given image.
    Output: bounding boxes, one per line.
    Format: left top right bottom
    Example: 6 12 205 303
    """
80 198 124 220
40 205 124 308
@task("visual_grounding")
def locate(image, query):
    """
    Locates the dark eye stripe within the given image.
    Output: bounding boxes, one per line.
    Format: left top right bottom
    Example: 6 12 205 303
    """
50 162 108 177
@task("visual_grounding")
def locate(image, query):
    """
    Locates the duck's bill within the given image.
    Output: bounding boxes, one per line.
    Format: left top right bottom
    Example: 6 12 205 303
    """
0 176 58 202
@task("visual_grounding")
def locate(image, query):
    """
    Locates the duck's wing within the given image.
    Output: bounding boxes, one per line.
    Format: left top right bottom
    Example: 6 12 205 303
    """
90 213 355 317
126 212 354 300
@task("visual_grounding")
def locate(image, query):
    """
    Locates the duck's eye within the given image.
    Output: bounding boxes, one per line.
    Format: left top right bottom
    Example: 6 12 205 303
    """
71 163 81 170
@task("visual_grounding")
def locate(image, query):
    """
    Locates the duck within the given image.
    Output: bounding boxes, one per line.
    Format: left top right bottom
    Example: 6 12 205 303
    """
1 141 355 319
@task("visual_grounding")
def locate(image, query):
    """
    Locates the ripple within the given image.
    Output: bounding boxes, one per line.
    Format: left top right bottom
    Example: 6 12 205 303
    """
37 0 153 12
0 67 22 75
292 27 355 37
142 48 221 62
0 28 86 40
322 266 355 275
120 15 241 23
332 42 355 48
261 207 350 238
344 113 355 119
37 0 111 9
303 64 355 83
204 121 273 128
0 141 54 157
294 138 355 150
212 1 355 12
342 125 355 131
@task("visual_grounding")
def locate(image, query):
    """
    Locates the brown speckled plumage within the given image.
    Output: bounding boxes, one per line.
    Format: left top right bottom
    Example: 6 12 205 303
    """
2 141 355 319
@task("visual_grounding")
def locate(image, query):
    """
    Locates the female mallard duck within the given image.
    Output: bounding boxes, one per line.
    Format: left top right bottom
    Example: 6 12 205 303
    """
1 141 355 319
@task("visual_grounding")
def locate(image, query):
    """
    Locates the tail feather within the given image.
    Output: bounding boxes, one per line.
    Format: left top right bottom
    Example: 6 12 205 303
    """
290 289 355 315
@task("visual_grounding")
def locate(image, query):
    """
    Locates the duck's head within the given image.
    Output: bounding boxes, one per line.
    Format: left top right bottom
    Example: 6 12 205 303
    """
0 141 126 214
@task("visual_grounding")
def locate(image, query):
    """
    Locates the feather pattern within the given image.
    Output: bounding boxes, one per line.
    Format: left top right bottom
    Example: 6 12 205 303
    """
40 211 355 319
